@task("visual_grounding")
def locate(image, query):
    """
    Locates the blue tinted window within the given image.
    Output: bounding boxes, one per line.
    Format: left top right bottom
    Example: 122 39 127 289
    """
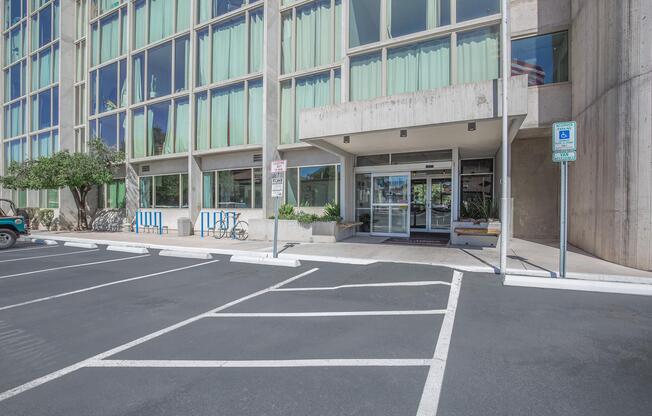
39 5 52 47
8 64 22 100
148 42 172 99
215 0 245 17
98 62 118 113
52 86 58 125
90 71 97 115
512 31 569 86
119 112 126 151
456 0 499 22
174 36 189 92
98 114 118 148
6 0 23 28
148 101 171 155
38 89 51 130
119 59 127 107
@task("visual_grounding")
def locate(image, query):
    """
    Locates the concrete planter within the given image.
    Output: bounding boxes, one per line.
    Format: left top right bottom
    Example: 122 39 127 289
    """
450 220 501 247
248 219 355 243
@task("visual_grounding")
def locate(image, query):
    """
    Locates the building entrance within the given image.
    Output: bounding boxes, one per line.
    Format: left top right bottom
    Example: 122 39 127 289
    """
410 172 452 233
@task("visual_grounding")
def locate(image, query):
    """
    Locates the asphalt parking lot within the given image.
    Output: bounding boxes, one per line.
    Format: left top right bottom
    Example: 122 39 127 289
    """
0 240 650 416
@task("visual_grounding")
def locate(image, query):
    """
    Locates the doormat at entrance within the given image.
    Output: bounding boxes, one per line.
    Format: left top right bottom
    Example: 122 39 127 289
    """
384 236 450 247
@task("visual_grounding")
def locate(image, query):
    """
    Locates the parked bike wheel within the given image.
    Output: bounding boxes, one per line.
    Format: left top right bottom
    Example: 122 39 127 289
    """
214 223 228 239
233 221 249 241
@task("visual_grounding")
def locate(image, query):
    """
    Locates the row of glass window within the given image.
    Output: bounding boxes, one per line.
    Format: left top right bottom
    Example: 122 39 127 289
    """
196 79 263 151
4 85 58 138
280 69 341 144
349 0 499 49
4 41 58 102
10 188 58 209
198 0 261 24
285 164 340 207
281 0 342 74
98 178 126 209
4 128 58 166
139 173 188 208
197 8 264 86
132 98 188 158
5 0 57 30
202 167 263 209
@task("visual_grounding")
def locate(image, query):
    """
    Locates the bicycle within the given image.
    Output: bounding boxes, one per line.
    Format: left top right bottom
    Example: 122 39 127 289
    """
214 212 249 241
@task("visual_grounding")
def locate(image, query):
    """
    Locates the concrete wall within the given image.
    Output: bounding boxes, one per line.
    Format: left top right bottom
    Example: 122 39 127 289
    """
511 136 560 240
569 0 652 270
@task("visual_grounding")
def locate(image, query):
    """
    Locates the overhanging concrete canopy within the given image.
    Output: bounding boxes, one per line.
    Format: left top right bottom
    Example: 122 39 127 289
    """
300 76 528 158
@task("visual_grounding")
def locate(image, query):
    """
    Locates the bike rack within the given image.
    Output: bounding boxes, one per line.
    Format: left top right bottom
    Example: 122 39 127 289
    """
135 211 165 235
200 211 237 238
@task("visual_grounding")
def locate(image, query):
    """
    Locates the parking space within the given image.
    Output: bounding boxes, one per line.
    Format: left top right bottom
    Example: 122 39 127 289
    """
0 240 650 415
0 240 459 415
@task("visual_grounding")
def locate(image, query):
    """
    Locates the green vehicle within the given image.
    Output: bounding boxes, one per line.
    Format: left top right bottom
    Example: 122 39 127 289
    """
0 199 30 249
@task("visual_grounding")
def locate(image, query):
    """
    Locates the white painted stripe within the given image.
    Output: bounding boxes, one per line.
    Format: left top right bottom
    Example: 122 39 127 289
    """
207 310 448 317
0 245 56 254
159 250 213 260
0 254 150 280
0 267 318 402
273 281 452 292
64 242 98 249
503 275 652 296
107 245 149 254
87 359 432 368
0 249 98 263
0 260 220 312
416 270 464 416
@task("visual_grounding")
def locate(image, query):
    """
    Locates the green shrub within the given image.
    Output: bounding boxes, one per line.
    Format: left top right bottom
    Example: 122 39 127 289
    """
323 202 341 219
460 198 499 222
25 208 40 229
278 203 295 218
38 209 55 230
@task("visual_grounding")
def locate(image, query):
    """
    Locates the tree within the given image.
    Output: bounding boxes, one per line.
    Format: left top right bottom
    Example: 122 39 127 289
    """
0 139 124 230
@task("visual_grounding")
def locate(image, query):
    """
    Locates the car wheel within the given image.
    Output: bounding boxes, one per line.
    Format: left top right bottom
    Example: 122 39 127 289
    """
0 230 17 250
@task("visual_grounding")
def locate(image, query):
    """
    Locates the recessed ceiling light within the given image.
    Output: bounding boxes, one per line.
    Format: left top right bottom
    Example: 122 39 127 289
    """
468 122 477 132
400 129 408 138
343 136 350 144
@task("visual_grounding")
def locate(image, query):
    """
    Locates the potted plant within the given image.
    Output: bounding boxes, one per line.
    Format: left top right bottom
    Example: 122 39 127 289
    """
451 198 501 247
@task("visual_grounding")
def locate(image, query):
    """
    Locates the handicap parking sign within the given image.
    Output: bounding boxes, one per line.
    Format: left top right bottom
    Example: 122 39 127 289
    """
553 122 576 152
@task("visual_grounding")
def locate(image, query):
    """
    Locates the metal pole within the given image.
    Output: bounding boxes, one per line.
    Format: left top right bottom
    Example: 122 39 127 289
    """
559 161 568 278
272 194 279 258
499 0 510 275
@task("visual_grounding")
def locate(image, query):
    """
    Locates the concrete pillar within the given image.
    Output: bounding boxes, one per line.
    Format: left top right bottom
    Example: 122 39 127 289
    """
263 0 281 218
569 0 652 270
340 155 355 222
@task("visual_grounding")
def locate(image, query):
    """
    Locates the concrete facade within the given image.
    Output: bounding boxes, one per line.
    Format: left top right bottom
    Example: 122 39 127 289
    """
569 0 652 270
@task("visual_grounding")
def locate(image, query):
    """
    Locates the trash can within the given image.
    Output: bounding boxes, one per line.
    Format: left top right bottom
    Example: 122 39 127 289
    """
177 217 193 237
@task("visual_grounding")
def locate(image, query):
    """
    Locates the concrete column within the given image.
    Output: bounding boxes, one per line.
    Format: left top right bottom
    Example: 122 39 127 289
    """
340 155 355 222
263 0 281 218
569 0 652 271
58 0 82 229
125 163 139 220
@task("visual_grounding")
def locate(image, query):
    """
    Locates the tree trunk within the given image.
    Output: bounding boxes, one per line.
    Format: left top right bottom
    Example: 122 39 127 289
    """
69 186 90 231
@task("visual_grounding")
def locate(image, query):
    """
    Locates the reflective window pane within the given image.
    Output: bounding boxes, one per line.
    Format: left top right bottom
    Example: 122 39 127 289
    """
147 41 172 99
512 31 569 86
98 62 117 113
154 174 180 207
456 0 500 22
147 100 172 155
299 165 336 207
98 113 117 148
349 0 380 48
218 169 252 208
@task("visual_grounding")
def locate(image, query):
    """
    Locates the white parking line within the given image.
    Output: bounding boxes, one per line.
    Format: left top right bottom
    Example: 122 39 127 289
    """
416 270 464 416
0 254 150 280
0 267 319 402
0 245 56 254
0 249 99 263
207 310 447 317
87 359 433 368
0 260 221 312
273 281 452 292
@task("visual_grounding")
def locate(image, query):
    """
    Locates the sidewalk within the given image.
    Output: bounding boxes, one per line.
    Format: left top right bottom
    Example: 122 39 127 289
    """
30 231 652 284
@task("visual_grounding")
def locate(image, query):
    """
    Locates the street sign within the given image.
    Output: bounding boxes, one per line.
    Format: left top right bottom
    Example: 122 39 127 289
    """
553 151 577 163
552 121 577 152
552 121 577 278
271 160 287 173
271 176 284 198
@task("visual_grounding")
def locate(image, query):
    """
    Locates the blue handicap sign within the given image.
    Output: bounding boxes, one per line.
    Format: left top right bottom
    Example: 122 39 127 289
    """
559 130 570 140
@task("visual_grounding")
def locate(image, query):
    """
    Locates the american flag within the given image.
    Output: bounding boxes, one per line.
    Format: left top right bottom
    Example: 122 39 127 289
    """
511 59 546 86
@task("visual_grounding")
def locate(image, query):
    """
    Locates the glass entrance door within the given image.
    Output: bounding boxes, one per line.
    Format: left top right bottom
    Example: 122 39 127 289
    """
371 173 409 236
410 176 452 232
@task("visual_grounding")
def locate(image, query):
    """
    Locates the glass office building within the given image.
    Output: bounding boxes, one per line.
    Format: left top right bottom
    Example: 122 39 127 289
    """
1 0 572 241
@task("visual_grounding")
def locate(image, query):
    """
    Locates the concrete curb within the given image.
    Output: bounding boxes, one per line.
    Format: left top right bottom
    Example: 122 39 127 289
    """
107 245 149 254
64 242 98 249
159 250 213 260
230 254 301 268
29 238 58 246
503 275 652 297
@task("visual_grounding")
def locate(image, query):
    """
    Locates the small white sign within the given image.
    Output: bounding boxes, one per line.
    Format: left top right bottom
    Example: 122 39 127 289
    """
552 121 577 152
271 176 284 198
271 160 287 173
553 151 577 163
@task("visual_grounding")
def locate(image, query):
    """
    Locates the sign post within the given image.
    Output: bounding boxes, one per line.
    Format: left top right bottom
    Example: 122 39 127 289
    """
552 122 577 278
270 160 287 259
